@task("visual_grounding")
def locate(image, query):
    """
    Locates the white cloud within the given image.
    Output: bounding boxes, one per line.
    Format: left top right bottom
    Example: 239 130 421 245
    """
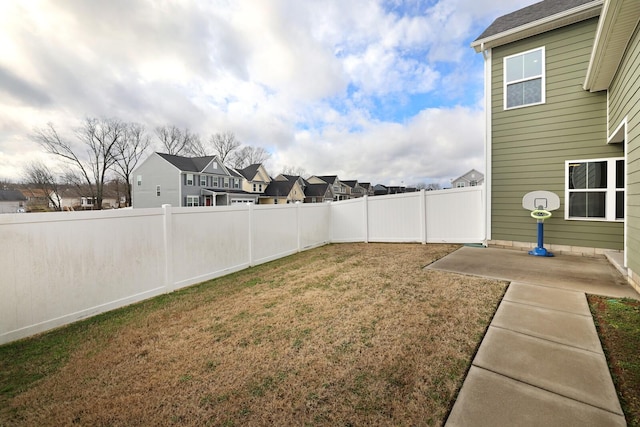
0 0 539 185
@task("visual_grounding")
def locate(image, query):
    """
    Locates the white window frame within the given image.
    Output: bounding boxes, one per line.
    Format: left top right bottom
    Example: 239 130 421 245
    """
136 175 142 186
200 175 207 186
156 185 161 197
503 47 545 110
186 173 194 186
565 157 624 222
186 195 200 207
456 182 466 188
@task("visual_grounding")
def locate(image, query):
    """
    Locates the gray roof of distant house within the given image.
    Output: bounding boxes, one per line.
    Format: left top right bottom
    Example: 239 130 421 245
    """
475 0 597 41
342 180 359 188
305 183 330 197
238 164 261 180
157 153 216 172
264 180 295 197
315 175 338 184
0 189 27 201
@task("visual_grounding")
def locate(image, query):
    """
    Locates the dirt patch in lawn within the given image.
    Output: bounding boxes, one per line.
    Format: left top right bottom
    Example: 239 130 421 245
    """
589 296 640 427
1 243 507 426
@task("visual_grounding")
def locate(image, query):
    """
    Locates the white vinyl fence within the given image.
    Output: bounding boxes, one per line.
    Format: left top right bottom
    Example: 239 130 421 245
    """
0 187 483 344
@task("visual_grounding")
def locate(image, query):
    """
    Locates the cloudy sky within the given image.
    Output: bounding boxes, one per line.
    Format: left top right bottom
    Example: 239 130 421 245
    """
0 0 538 187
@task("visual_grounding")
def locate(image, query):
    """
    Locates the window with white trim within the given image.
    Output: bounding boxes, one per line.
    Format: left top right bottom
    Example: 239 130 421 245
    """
566 158 624 221
186 195 200 207
186 174 194 186
136 175 142 186
156 185 161 197
456 182 465 188
504 47 545 109
200 175 207 186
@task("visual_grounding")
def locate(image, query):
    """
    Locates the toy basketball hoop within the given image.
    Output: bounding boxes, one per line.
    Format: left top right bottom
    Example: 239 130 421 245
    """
522 191 560 257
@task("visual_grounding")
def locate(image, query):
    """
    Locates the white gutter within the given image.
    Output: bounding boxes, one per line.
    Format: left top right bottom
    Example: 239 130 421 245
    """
472 1 603 52
482 44 492 245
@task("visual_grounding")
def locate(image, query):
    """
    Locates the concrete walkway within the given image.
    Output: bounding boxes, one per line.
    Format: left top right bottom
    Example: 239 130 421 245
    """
426 246 640 427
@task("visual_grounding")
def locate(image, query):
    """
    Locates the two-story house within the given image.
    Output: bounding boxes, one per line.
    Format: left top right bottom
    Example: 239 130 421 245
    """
237 164 272 199
342 180 367 198
307 175 350 201
451 169 484 188
261 179 305 204
132 152 259 208
474 0 640 291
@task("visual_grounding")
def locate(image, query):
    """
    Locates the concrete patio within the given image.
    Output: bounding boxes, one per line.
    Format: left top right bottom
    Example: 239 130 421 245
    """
428 246 639 427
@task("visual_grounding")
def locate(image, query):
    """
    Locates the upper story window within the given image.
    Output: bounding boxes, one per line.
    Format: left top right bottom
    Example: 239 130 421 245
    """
186 173 194 186
136 175 142 186
504 47 545 109
156 185 161 197
566 158 624 221
200 175 207 186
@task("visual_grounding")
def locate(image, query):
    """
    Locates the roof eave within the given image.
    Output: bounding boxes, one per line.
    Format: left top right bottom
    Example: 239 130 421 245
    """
472 1 603 52
584 0 640 92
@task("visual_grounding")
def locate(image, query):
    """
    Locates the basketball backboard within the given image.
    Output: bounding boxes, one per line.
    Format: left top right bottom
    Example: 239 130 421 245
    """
522 191 560 211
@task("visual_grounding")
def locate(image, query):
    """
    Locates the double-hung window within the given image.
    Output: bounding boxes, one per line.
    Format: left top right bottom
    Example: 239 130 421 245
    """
186 195 200 207
186 174 194 186
200 175 207 186
504 47 545 109
566 158 624 221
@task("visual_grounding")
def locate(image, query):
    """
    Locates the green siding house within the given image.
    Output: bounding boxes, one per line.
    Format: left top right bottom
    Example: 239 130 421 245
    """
473 0 640 293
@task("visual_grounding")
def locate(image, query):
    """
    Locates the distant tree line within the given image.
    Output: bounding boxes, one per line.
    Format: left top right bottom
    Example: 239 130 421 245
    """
26 118 271 209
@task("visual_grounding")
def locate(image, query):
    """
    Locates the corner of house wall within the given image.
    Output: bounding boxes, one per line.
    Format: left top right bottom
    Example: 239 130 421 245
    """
627 268 640 295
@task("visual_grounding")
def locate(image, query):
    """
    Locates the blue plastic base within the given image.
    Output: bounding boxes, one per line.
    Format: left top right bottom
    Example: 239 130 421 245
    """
529 247 554 257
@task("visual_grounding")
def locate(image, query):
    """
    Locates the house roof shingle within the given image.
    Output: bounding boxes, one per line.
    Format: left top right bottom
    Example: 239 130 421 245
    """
304 183 331 197
238 164 261 181
264 180 295 197
157 153 216 172
475 0 597 41
0 189 27 202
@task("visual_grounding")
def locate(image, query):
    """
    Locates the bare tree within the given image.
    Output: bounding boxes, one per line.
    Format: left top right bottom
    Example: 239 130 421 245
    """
23 161 62 210
415 182 441 191
155 125 200 156
32 118 125 210
113 122 151 206
281 165 308 178
230 146 271 169
210 132 240 162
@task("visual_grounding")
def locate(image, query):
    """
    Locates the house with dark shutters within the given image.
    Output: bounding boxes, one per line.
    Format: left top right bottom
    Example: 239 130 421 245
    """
131 152 259 208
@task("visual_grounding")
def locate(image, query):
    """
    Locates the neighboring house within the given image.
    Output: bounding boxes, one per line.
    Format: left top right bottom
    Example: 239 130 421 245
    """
21 188 52 211
342 180 367 198
56 186 120 210
274 174 308 190
451 169 484 188
0 189 27 213
307 175 350 201
303 183 334 203
359 182 374 196
373 184 389 196
474 0 640 291
131 152 259 208
237 164 272 197
261 179 305 204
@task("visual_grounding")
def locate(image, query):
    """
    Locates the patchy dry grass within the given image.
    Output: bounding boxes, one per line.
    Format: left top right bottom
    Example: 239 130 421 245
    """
0 243 506 426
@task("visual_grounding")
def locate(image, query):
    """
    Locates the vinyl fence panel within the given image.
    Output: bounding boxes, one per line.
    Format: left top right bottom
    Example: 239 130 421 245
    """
0 209 166 344
0 187 485 344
